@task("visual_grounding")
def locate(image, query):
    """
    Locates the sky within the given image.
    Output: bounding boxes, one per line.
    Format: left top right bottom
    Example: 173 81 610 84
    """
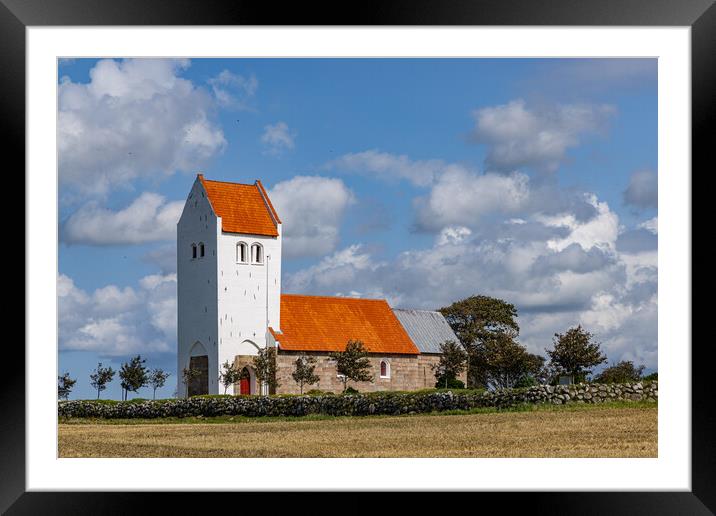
58 58 658 399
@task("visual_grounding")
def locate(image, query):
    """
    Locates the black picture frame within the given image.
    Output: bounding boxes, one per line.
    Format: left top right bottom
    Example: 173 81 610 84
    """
3 0 710 512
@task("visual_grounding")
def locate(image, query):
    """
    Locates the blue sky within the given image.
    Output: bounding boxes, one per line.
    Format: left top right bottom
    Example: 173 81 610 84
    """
58 58 657 399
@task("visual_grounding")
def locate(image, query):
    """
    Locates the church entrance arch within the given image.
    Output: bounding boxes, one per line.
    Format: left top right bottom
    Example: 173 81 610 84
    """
187 341 209 397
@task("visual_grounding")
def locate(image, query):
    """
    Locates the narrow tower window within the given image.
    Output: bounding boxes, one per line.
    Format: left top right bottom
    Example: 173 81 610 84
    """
191 244 197 259
237 242 248 263
199 243 205 258
251 243 264 264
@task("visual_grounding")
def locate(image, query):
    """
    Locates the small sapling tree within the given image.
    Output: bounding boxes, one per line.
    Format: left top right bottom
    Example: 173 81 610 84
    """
330 340 374 393
219 360 242 394
89 362 115 399
291 355 320 394
181 367 202 397
58 372 76 400
253 347 279 395
148 368 170 399
119 355 149 400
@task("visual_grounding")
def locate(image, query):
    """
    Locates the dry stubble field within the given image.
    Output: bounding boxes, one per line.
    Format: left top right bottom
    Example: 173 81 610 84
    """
59 404 657 458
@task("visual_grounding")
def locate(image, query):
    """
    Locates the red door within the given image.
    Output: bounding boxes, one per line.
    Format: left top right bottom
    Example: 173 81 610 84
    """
240 376 250 395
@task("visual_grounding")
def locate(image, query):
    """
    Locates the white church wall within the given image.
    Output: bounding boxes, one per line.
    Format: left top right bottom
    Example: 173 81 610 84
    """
216 224 282 394
177 177 220 396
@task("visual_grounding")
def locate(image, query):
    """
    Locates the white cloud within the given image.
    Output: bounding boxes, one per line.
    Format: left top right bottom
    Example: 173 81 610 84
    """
62 192 183 245
639 216 658 234
414 167 531 231
59 273 176 356
59 58 226 196
207 69 258 109
471 99 615 172
269 176 354 258
261 121 295 156
285 193 657 369
623 170 658 209
326 150 445 187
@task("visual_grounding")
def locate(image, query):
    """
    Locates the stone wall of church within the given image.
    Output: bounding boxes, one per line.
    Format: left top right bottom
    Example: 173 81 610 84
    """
275 351 466 394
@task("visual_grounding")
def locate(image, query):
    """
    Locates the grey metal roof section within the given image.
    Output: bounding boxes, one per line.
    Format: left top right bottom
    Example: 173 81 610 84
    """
392 309 459 354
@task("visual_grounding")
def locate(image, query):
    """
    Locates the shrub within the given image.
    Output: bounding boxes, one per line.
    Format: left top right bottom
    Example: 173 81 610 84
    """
306 389 334 396
343 387 359 395
58 381 656 420
435 376 465 389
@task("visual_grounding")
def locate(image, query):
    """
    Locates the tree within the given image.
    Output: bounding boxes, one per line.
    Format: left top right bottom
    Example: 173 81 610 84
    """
431 340 467 388
439 295 519 388
253 347 280 395
218 361 242 395
329 340 374 392
148 368 170 399
482 334 545 390
291 355 320 394
89 363 115 399
118 355 148 400
643 371 658 382
181 367 202 397
58 372 76 400
546 325 607 384
594 361 645 384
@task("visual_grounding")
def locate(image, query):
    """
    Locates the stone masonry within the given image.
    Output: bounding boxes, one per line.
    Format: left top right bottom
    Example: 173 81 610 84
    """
275 351 467 394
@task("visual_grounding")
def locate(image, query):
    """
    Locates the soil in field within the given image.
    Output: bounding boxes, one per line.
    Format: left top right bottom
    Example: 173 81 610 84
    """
58 404 657 458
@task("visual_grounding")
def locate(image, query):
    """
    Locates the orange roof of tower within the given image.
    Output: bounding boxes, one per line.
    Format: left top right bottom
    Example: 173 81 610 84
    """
270 294 420 355
198 174 279 237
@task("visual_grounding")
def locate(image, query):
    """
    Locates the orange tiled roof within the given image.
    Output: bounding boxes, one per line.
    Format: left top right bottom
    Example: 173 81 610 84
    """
271 294 420 355
199 175 279 237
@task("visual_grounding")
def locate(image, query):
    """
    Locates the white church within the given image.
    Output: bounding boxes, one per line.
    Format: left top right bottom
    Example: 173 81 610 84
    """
177 174 464 396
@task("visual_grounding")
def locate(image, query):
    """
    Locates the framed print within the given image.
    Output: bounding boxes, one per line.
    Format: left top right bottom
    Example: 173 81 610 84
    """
4 0 712 512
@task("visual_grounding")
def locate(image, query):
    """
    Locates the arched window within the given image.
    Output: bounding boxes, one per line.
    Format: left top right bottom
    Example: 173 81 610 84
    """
199 242 205 258
251 243 263 264
191 243 197 259
380 360 390 379
237 242 248 263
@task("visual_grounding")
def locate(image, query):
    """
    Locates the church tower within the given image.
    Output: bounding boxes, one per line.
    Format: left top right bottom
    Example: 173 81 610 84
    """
177 174 282 396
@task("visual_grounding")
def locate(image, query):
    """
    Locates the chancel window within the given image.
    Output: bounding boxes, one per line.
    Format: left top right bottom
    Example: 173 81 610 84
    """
380 360 390 379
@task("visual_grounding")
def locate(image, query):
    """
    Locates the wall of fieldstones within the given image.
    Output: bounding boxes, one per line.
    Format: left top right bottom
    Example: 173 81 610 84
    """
58 381 656 419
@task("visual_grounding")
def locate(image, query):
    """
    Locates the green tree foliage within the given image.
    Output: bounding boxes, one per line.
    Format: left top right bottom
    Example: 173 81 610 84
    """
119 355 149 401
594 360 645 384
58 372 76 400
482 334 545 390
546 325 607 384
89 362 115 399
218 361 242 395
439 295 519 388
253 347 280 395
431 340 468 388
642 372 658 382
329 340 374 392
148 368 170 399
291 355 320 394
181 367 202 397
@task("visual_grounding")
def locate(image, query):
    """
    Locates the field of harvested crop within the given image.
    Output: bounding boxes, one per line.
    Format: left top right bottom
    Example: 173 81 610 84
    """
58 403 657 458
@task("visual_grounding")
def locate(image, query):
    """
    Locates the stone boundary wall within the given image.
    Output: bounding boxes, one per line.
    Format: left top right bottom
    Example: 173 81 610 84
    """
58 381 656 419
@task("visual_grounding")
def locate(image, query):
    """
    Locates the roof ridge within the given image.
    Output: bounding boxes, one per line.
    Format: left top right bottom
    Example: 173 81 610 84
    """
282 293 388 303
202 177 257 187
393 308 441 313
